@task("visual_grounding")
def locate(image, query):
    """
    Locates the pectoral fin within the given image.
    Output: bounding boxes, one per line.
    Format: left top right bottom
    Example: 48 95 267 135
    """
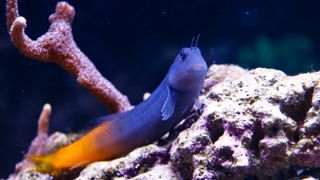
161 86 176 121
193 99 202 111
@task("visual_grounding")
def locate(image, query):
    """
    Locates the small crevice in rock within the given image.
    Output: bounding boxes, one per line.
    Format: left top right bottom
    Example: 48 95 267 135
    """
250 120 265 155
218 147 234 162
293 125 300 142
268 124 279 137
280 88 314 142
280 88 313 123
208 92 222 102
172 151 194 179
207 117 224 143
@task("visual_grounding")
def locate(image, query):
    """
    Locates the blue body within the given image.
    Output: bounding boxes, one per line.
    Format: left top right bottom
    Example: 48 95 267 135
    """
94 46 208 156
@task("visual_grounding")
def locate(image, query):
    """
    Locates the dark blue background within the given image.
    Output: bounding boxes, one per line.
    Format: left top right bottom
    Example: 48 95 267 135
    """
1 0 320 177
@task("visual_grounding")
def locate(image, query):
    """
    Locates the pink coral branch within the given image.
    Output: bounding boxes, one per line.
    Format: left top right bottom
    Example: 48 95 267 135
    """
27 104 51 156
6 0 18 31
12 104 52 176
6 0 132 112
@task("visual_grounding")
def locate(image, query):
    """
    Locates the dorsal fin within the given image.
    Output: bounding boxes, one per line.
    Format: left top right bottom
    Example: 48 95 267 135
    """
84 112 125 132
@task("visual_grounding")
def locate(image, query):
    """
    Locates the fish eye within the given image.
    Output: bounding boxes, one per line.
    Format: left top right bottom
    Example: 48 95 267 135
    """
179 50 186 61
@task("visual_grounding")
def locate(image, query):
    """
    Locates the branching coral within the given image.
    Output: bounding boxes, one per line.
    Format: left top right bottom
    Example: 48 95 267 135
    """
6 0 132 113
27 104 51 156
11 104 78 179
13 104 51 176
6 0 133 177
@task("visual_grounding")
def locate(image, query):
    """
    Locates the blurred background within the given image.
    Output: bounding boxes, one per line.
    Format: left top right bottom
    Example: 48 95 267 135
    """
0 0 320 177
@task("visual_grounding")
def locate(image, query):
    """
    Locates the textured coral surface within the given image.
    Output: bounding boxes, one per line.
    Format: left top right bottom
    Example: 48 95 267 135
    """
10 65 320 179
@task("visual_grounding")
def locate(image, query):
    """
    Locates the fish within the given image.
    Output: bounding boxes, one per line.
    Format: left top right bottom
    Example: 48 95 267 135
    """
28 38 208 173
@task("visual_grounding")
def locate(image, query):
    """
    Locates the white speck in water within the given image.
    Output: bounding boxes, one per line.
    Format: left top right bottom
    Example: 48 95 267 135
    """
241 9 259 27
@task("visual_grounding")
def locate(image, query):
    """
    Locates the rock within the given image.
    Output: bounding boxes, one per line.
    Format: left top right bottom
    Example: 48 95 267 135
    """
9 170 51 180
76 145 168 179
11 65 320 179
131 164 181 180
170 66 320 179
203 64 248 91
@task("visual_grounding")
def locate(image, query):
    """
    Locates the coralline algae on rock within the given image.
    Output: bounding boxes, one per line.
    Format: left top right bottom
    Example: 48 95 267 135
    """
170 66 320 179
10 65 320 179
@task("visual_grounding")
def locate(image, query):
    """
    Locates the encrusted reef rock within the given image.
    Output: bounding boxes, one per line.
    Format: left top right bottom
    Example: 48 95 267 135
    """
76 145 169 179
171 66 320 179
10 65 320 179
